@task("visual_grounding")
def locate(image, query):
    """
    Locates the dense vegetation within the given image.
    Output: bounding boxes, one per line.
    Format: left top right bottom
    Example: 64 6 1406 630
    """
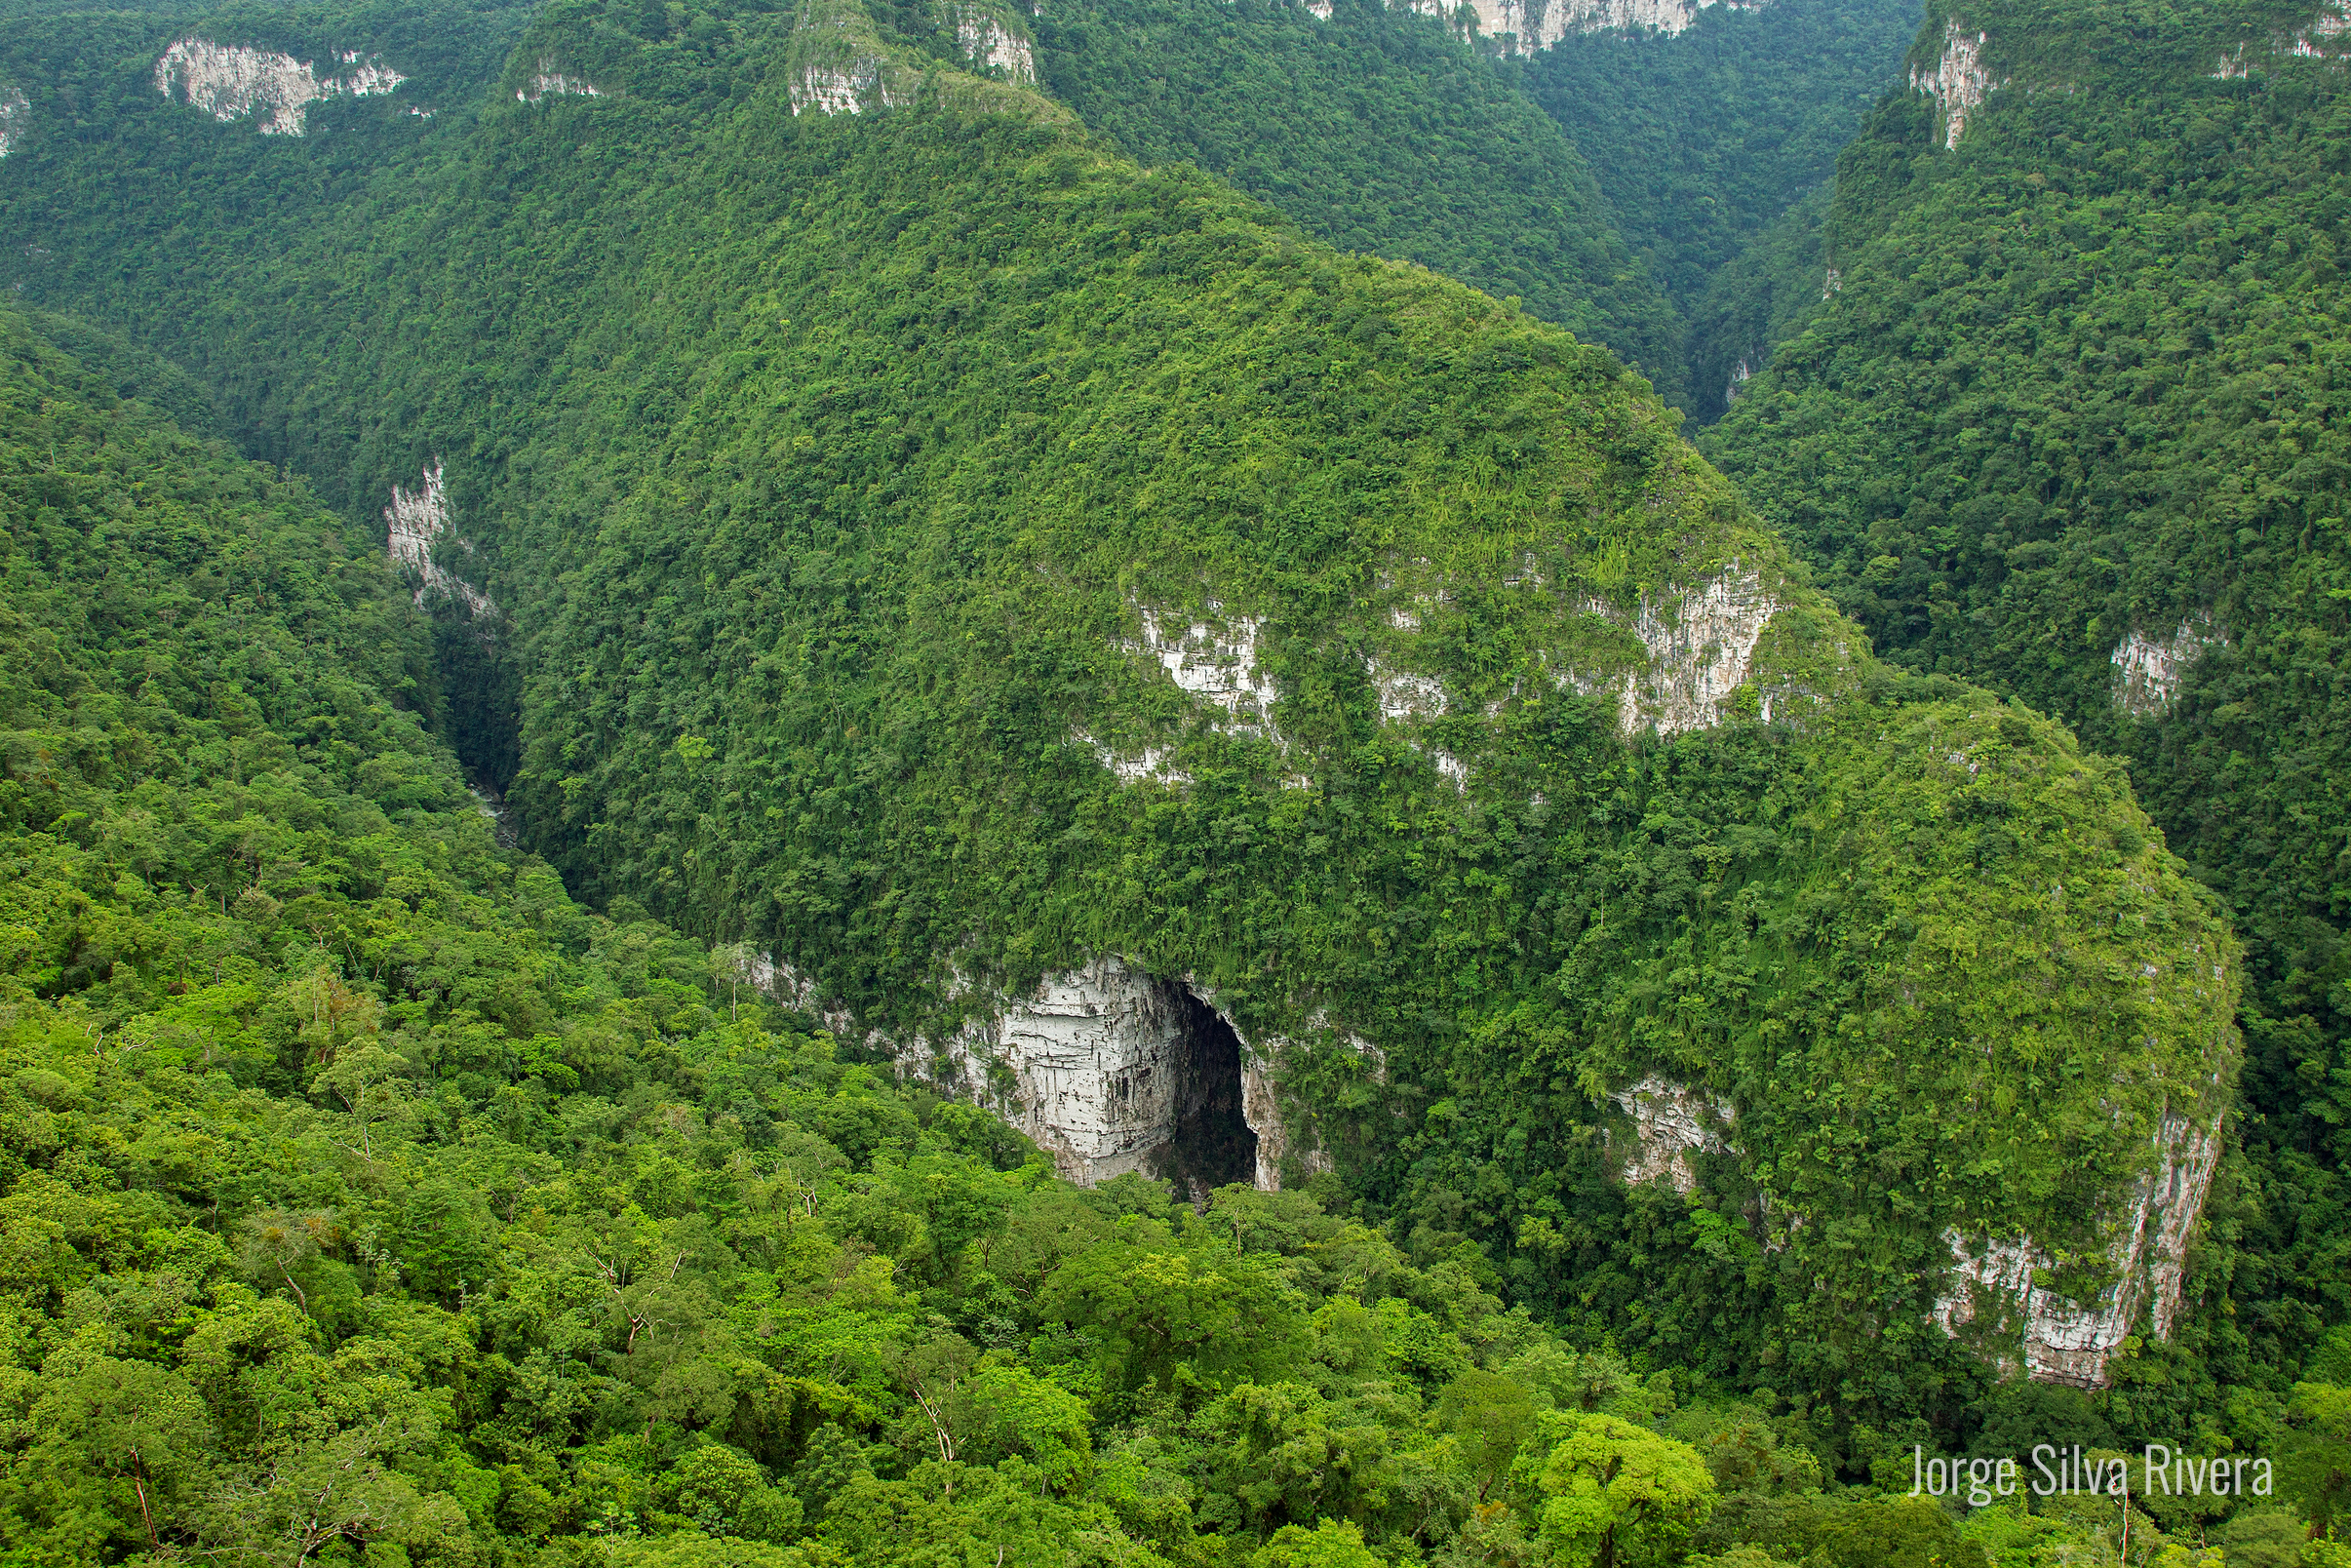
0 301 2301 1568
0 0 2346 1560
1511 0 1922 416
1028 0 1688 408
1704 0 2351 1421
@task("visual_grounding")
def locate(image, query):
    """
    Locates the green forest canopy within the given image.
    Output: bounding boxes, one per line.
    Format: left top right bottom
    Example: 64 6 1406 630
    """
0 0 2344 1560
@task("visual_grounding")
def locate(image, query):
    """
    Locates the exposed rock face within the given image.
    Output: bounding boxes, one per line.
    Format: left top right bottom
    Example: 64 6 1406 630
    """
385 462 492 614
947 959 1283 1194
0 89 26 159
1615 565 1777 737
1463 0 1762 54
1911 22 1997 148
154 38 406 136
517 59 605 101
1132 607 1284 742
2295 1 2349 57
2111 619 2219 718
788 0 917 115
1607 1074 1733 1194
950 5 1038 83
1936 1109 2224 1387
1095 564 1788 791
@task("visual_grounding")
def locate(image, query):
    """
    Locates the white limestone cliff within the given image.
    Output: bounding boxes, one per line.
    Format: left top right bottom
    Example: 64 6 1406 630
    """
1612 565 1778 738
1936 1109 2224 1387
940 959 1324 1192
1098 562 1784 793
2111 619 2220 718
1459 0 1763 54
790 59 918 114
1608 1075 1733 1194
1912 22 1998 148
154 38 407 136
517 59 605 101
385 462 492 615
2295 1 2349 57
950 5 1038 83
1131 607 1285 742
0 89 26 160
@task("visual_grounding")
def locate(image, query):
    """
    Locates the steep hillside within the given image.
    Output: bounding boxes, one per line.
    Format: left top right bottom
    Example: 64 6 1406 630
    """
1509 0 1923 416
1028 0 1690 408
10 304 1986 1568
1704 0 2351 1392
0 0 2263 1466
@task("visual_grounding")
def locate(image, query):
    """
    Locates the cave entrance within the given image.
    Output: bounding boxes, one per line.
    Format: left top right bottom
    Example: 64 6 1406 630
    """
1150 988 1258 1202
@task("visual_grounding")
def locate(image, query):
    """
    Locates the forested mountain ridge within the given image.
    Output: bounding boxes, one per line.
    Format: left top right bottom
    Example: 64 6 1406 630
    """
1025 0 1692 409
0 297 2284 1568
0 0 2339 1562
1704 0 2351 1409
1509 0 1921 308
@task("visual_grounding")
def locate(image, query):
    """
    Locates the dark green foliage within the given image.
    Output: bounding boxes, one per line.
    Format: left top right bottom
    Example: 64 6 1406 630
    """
0 0 2334 1560
1510 0 1923 415
1704 0 2351 1398
1029 0 1690 406
1514 0 1922 305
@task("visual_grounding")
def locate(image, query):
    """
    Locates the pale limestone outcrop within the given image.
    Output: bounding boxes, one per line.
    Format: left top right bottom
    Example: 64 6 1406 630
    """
384 462 492 615
1607 1075 1734 1194
1460 0 1762 54
1613 565 1777 738
154 38 406 136
1911 22 1998 148
516 59 605 101
1304 0 1335 17
951 5 1038 82
2111 619 2219 718
944 959 1294 1191
1132 607 1284 741
1725 358 1754 407
1368 662 1445 723
0 89 25 159
2295 2 2349 56
1077 731 1193 787
1936 1109 2223 1388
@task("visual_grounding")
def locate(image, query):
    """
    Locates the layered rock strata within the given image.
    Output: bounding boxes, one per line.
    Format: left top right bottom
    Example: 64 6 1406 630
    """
154 38 406 136
1935 1109 2224 1387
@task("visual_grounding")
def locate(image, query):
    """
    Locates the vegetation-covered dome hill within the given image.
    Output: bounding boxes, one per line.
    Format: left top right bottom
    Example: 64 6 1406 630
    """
1703 0 2351 1400
8 298 2306 1568
0 0 2285 1512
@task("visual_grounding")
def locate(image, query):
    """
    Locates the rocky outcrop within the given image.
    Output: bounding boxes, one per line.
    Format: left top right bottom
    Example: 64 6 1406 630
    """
1096 563 1789 792
788 0 919 114
1461 0 1763 54
2295 1 2350 57
1911 22 1998 148
1936 1109 2224 1387
0 89 25 160
1607 1075 1734 1194
154 38 407 136
1614 565 1778 737
2111 619 2219 718
516 59 605 101
943 959 1310 1194
950 3 1038 83
385 462 492 615
1132 607 1285 743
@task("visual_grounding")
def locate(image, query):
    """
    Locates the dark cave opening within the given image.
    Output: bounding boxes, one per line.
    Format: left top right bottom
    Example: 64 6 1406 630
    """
1152 988 1258 1200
